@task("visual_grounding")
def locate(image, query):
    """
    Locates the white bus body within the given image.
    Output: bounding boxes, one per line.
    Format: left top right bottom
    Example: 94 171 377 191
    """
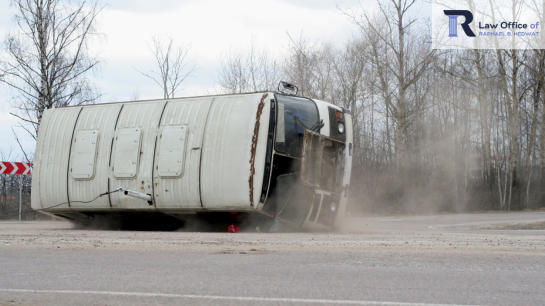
31 92 352 230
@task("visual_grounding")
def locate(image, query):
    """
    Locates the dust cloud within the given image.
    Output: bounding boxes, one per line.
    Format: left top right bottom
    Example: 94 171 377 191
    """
346 133 486 217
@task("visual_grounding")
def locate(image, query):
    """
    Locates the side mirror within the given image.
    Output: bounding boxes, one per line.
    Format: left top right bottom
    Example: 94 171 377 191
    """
278 81 299 95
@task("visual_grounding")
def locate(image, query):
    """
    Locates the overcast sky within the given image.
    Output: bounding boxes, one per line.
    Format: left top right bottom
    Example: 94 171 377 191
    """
0 0 402 158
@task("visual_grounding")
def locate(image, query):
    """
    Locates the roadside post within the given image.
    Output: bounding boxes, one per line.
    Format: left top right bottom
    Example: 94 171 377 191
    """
0 162 32 220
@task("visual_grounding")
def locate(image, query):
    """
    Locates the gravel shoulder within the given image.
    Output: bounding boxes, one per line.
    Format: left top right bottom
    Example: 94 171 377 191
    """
1 213 544 254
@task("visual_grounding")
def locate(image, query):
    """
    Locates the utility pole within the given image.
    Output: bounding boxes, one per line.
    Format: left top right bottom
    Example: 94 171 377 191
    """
19 175 23 221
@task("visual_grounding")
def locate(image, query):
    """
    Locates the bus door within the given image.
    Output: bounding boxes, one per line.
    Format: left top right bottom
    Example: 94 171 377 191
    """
300 130 346 227
270 129 346 231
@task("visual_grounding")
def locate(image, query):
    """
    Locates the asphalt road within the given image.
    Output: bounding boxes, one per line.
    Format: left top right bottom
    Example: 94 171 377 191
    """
1 212 544 306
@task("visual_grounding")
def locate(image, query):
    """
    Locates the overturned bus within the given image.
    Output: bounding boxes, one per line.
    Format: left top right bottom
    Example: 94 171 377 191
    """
31 87 353 231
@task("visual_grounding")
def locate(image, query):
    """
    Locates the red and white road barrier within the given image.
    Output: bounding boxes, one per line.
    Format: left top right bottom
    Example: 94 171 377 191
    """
0 162 32 175
0 162 32 221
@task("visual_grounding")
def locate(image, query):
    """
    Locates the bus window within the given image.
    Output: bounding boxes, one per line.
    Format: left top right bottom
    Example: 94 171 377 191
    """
275 95 320 157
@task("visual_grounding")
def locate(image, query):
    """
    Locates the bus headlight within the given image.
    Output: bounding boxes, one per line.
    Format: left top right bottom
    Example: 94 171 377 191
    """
338 122 345 134
331 202 337 212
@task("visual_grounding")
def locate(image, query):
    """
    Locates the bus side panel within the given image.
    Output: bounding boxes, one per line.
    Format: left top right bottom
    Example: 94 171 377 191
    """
201 93 271 209
334 113 353 227
31 107 82 210
68 104 123 209
109 101 167 209
153 97 214 208
31 109 52 210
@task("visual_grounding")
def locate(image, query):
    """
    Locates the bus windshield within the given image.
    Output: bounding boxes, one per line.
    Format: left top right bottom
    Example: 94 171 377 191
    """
275 95 320 157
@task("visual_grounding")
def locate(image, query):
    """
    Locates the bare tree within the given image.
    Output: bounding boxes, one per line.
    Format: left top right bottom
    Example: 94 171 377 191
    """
138 35 197 99
342 0 436 171
217 37 279 94
130 89 140 101
283 32 319 97
0 0 103 140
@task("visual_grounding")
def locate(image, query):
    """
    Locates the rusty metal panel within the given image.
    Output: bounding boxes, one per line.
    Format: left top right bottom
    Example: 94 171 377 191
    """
68 104 122 208
200 93 270 209
109 101 167 209
31 107 82 210
153 97 213 209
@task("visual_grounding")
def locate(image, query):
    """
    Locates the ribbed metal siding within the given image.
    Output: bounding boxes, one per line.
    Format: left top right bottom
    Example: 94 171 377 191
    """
31 110 51 210
32 93 274 213
32 107 82 209
153 97 213 209
109 101 167 209
201 93 270 209
68 104 122 208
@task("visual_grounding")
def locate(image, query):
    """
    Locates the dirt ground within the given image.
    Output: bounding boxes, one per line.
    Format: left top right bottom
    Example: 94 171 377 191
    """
1 212 544 253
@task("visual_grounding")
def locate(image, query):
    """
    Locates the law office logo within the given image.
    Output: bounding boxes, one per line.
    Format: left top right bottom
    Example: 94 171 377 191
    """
444 10 476 37
433 0 543 49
